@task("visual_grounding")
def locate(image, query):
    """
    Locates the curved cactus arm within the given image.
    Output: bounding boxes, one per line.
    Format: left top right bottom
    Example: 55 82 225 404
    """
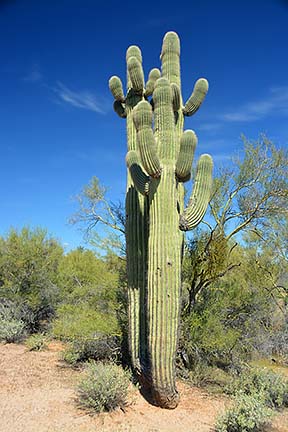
175 130 197 182
126 150 150 195
179 154 213 231
183 78 209 117
145 68 161 97
133 100 162 178
109 75 125 102
113 100 127 118
171 83 181 111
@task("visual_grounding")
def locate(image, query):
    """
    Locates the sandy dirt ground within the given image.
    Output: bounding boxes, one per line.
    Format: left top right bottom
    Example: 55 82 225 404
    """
0 342 287 432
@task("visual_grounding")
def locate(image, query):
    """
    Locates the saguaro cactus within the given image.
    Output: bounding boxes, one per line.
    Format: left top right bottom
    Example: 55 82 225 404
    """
109 31 213 408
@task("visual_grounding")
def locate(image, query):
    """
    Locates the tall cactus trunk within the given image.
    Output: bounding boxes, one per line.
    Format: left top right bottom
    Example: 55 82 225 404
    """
147 169 182 407
109 31 213 408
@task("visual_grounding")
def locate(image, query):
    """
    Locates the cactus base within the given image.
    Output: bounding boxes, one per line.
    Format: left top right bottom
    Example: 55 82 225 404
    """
152 388 180 409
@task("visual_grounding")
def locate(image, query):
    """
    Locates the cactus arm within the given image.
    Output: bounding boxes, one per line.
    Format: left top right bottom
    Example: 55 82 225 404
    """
183 78 209 116
133 101 162 178
109 76 126 118
126 150 150 195
127 56 145 94
175 130 197 182
179 154 213 231
109 75 125 102
145 68 161 97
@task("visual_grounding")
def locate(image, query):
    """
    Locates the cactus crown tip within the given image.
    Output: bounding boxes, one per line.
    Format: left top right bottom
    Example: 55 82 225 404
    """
164 30 179 39
161 31 180 56
200 153 213 164
197 78 209 91
126 45 142 61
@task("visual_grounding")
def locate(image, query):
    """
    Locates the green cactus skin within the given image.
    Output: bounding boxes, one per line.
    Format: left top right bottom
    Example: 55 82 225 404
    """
171 83 181 111
109 76 125 102
175 130 197 182
179 154 213 231
110 44 148 373
109 31 213 409
183 78 209 116
145 68 161 97
126 150 150 195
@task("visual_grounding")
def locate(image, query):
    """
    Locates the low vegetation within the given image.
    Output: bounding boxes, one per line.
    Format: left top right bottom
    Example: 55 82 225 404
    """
25 333 48 351
76 361 131 413
225 367 288 409
62 336 120 366
215 393 273 432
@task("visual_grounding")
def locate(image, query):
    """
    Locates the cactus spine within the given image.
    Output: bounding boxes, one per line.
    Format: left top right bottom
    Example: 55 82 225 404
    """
109 32 213 408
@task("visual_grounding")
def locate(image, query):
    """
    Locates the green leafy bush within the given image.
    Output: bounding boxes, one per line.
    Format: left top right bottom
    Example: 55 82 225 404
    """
0 227 63 332
25 333 48 351
62 336 120 365
76 361 131 413
0 317 26 342
225 367 288 409
52 304 120 340
180 305 243 371
215 393 273 432
180 260 276 371
0 301 26 342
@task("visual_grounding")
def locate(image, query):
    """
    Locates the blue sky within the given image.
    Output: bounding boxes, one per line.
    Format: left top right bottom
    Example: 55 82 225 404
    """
1 0 288 250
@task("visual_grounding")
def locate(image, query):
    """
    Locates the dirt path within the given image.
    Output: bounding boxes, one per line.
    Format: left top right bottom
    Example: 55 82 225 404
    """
0 342 287 432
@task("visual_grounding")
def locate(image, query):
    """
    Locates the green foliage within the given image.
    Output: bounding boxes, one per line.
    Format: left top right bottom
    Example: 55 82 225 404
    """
52 304 120 340
0 227 63 331
25 333 48 351
180 224 288 372
57 249 119 313
62 336 120 366
178 363 231 389
225 367 288 409
215 393 273 432
0 301 26 342
181 306 241 368
54 249 122 347
0 317 26 343
76 361 131 413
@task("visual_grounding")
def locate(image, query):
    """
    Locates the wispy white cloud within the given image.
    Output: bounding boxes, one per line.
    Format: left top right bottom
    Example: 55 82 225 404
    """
197 122 223 132
221 86 288 122
23 63 43 82
53 81 105 114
